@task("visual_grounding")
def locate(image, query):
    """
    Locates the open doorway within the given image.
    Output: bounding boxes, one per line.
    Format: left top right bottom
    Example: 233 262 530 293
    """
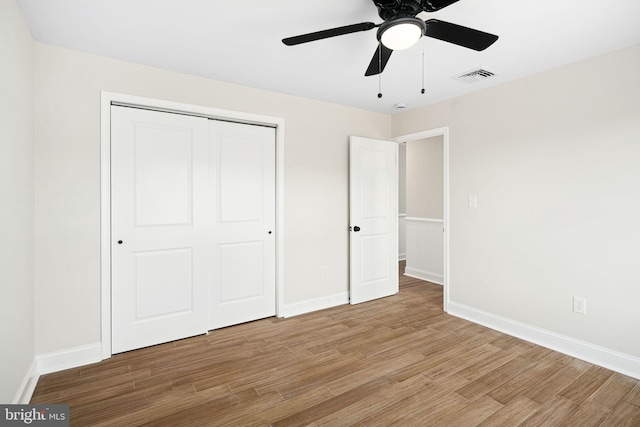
394 128 449 311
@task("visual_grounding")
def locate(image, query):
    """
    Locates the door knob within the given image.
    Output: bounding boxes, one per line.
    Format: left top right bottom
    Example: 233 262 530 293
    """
353 226 361 232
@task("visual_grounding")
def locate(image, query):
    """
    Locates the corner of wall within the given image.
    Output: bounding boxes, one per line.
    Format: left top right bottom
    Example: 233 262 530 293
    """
12 360 39 404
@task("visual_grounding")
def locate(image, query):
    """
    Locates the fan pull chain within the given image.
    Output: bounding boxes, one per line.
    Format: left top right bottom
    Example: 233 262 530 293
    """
421 40 426 94
377 43 383 98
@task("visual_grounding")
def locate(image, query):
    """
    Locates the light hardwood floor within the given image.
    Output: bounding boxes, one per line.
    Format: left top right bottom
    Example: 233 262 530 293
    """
32 263 640 426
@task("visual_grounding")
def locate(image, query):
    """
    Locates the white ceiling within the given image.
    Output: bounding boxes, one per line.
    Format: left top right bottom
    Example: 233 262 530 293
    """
15 0 640 114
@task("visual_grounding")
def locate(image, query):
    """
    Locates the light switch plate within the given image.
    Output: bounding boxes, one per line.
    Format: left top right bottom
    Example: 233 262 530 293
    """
468 195 478 208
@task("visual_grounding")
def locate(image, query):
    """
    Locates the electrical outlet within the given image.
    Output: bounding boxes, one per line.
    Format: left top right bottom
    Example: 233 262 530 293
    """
573 296 587 314
321 266 328 278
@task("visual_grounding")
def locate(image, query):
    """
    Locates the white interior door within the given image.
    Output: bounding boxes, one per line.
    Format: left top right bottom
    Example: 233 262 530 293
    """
111 106 209 353
349 136 399 304
208 120 276 330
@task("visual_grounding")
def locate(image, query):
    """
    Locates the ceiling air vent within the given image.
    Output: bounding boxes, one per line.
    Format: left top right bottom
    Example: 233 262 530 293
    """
455 69 495 83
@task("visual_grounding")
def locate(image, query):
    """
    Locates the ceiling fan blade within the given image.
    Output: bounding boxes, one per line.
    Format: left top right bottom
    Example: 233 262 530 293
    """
282 22 376 46
424 19 498 51
365 43 393 76
422 0 462 12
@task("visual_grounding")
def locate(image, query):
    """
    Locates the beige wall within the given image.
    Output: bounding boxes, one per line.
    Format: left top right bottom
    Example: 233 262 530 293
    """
0 0 35 403
406 136 443 219
393 44 640 358
34 43 391 354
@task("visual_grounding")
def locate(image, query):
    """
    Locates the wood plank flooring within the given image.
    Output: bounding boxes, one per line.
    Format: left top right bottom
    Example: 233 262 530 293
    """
31 263 640 426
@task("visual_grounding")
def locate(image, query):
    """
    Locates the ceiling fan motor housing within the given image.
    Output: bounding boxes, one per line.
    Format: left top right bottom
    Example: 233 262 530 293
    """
374 0 424 20
374 0 457 19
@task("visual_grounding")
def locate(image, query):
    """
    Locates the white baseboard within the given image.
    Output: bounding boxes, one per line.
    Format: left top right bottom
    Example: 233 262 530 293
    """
36 343 103 376
448 302 640 380
398 254 406 261
280 292 349 318
404 267 443 285
12 359 39 404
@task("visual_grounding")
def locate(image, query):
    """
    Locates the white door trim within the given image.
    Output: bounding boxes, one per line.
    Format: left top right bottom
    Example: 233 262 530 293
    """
100 92 285 359
392 127 450 312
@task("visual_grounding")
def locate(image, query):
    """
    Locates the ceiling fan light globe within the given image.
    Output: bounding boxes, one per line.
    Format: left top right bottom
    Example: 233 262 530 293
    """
380 21 423 50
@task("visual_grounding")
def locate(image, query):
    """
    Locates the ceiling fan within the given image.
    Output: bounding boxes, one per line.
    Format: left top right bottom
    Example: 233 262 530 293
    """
282 0 499 76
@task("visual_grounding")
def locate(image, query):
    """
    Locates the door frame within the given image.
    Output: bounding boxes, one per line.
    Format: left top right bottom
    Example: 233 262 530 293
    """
100 92 285 359
392 127 450 312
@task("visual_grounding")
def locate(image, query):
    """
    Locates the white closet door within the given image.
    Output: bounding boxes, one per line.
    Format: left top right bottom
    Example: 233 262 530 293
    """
111 106 209 354
208 120 276 330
